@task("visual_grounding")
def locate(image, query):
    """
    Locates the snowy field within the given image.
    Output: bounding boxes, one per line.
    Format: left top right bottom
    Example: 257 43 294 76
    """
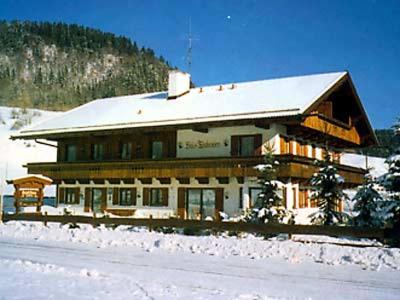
0 106 60 196
0 222 399 300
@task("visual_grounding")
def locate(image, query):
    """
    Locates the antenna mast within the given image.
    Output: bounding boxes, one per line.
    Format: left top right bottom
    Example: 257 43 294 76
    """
187 17 193 73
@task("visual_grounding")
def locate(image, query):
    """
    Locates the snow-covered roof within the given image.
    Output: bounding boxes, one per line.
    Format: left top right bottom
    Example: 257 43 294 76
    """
15 71 347 137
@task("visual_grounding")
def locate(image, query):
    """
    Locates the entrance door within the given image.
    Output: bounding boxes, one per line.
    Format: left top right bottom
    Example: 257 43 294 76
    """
187 189 216 220
92 188 104 213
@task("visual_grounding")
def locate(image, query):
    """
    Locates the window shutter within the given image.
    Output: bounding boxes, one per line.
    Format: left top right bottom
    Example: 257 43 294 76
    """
84 188 91 212
58 187 65 205
74 188 80 204
177 188 186 219
161 188 169 206
296 142 301 156
131 188 137 206
142 188 150 206
230 136 239 157
215 188 224 220
254 134 262 156
113 188 119 205
282 187 287 208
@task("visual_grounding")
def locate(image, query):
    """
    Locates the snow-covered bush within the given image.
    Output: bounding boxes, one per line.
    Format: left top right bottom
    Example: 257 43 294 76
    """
352 173 386 227
310 153 348 225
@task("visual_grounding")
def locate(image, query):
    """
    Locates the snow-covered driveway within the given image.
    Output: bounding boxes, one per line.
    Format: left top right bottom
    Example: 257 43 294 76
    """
0 223 399 299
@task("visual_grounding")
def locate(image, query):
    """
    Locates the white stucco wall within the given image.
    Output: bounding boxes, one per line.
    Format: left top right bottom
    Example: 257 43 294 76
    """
176 124 283 158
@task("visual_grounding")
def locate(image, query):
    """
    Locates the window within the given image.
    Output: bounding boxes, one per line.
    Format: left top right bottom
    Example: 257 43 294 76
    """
231 134 262 157
120 142 132 160
187 189 216 220
249 187 262 208
240 136 255 156
151 188 165 206
151 141 163 159
119 188 133 206
92 143 105 160
142 188 168 207
65 144 77 162
65 188 79 204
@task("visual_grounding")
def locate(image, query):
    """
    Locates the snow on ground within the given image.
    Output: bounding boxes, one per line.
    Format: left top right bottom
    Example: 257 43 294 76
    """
0 222 400 299
0 106 60 196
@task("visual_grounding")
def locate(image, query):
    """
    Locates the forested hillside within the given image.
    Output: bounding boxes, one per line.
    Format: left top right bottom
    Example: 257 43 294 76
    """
361 129 400 158
0 20 171 110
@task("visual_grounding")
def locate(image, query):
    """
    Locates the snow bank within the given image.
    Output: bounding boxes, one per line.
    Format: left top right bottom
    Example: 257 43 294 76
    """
0 222 399 271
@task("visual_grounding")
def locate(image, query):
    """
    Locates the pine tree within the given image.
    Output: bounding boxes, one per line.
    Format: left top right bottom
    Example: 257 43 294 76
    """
310 152 347 225
352 172 385 227
380 118 400 227
243 148 291 224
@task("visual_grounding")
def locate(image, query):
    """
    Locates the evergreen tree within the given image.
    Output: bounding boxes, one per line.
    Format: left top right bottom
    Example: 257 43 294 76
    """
352 172 385 227
380 118 400 227
242 148 292 224
310 152 347 225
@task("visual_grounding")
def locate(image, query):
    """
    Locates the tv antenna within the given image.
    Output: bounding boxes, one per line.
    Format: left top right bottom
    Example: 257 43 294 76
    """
186 17 199 73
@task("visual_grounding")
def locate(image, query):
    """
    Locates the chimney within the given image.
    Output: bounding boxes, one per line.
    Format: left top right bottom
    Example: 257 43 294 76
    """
167 70 191 99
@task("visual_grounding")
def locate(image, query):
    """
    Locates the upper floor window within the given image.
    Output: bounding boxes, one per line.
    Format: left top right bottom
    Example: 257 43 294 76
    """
151 141 163 159
65 144 77 162
231 134 262 157
92 143 105 161
120 142 132 160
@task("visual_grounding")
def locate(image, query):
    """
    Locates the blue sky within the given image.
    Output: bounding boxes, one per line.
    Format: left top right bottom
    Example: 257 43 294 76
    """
1 0 399 128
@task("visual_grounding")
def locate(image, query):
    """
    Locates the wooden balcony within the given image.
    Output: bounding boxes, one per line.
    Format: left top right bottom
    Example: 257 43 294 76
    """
25 155 366 185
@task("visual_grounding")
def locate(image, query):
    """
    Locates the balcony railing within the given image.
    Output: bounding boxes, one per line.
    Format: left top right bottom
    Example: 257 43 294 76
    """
26 155 365 185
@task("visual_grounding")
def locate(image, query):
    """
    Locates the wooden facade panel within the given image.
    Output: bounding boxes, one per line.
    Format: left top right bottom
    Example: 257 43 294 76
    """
300 114 361 145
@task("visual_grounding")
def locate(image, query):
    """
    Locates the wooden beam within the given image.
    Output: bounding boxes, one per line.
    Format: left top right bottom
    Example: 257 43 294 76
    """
157 178 171 184
138 178 152 184
195 177 209 184
192 127 208 133
176 177 190 184
216 177 229 184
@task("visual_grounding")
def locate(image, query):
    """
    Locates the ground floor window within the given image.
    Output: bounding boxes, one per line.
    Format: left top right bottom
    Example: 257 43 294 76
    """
143 188 168 207
186 189 216 220
65 188 79 204
120 188 134 206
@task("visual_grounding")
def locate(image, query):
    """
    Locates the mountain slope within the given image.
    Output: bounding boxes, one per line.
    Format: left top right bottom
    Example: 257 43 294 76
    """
0 20 170 110
0 106 59 195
